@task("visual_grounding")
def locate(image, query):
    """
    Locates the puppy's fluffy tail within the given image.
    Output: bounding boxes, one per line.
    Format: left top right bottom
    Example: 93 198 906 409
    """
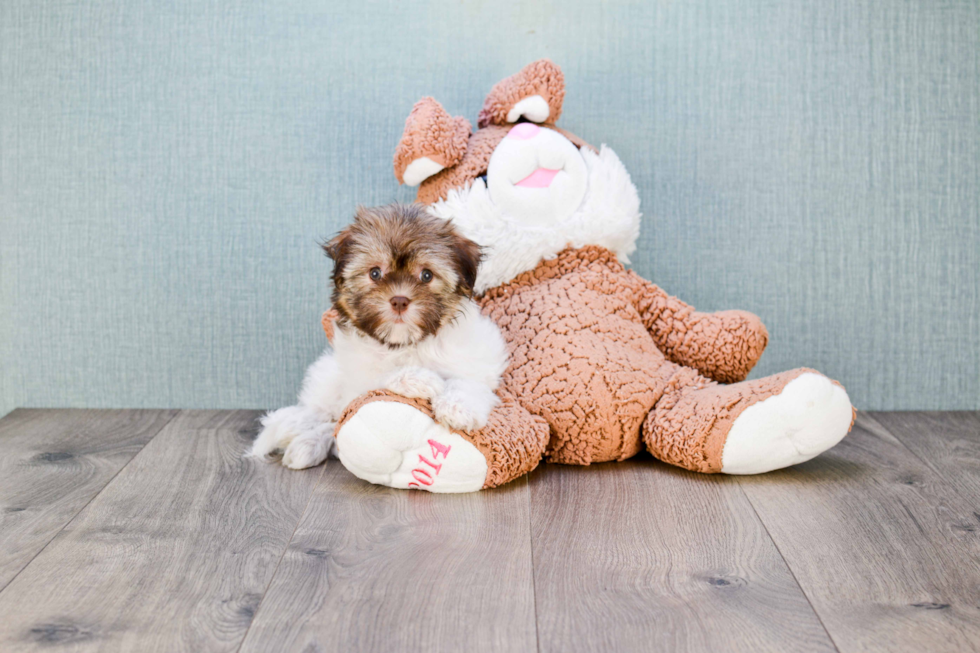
246 407 299 461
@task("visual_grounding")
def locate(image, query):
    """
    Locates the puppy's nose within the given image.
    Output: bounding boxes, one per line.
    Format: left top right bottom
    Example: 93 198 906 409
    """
389 296 410 314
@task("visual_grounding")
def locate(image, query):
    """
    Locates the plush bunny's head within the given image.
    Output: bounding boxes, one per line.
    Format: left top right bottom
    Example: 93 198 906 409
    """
393 60 641 292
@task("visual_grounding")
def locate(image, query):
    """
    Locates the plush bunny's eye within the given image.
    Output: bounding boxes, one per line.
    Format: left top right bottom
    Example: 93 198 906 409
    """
369 267 382 281
419 269 433 283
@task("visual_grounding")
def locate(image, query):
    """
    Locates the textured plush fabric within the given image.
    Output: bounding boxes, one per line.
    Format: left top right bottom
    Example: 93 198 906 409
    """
393 98 471 184
645 368 857 472
628 270 769 384
1 0 978 416
481 245 783 468
644 368 807 473
478 59 566 128
482 246 675 464
335 389 550 489
416 125 510 204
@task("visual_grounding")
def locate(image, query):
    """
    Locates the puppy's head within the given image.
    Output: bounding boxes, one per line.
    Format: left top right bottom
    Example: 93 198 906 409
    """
323 203 482 347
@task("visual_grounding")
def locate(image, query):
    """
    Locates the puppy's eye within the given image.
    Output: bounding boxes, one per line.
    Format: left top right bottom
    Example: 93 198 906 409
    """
369 267 382 281
419 269 433 283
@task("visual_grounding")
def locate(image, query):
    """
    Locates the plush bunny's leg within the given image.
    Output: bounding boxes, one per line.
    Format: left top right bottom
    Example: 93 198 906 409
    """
334 390 549 492
644 368 855 474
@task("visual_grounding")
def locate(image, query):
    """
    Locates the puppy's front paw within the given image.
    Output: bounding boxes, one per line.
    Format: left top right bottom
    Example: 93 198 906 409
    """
431 379 499 432
384 366 445 400
432 395 484 431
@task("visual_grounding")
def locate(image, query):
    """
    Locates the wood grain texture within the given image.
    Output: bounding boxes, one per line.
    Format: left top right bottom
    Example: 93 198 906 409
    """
239 461 537 653
2 409 977 653
737 413 980 652
0 410 321 653
527 459 834 653
870 412 980 506
0 408 177 592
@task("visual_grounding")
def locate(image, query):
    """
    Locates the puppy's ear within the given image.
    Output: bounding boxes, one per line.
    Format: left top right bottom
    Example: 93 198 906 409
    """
321 228 349 261
450 232 482 294
322 226 353 278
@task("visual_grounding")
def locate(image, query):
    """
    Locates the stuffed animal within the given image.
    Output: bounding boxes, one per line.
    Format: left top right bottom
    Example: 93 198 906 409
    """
326 60 855 492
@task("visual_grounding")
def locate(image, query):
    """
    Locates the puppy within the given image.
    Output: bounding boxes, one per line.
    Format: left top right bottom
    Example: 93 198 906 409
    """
248 203 508 470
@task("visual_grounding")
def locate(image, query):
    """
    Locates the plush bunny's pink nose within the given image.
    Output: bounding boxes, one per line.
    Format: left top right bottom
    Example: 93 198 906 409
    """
508 123 540 140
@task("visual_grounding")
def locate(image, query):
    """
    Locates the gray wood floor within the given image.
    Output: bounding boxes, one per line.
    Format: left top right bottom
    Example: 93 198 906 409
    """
0 409 977 652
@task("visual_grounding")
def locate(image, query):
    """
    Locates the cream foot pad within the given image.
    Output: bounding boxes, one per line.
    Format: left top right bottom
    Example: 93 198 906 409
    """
336 401 488 493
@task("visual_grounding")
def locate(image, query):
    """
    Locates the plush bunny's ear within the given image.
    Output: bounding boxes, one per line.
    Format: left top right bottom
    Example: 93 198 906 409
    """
393 97 471 186
478 59 565 128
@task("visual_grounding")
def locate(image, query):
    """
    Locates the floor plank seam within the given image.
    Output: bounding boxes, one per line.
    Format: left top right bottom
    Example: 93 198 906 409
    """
525 476 542 653
734 480 843 653
862 413 937 473
865 411 980 521
0 409 180 597
235 462 328 653
864 412 975 493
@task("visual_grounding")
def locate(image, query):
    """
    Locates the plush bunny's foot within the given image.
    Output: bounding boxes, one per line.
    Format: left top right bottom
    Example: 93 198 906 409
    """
336 400 488 493
720 372 853 474
334 390 550 492
645 368 854 474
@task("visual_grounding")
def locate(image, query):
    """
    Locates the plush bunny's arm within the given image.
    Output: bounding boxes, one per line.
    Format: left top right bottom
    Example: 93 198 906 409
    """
627 271 769 384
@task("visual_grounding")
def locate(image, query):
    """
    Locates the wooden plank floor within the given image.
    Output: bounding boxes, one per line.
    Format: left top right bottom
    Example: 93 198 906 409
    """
0 409 977 652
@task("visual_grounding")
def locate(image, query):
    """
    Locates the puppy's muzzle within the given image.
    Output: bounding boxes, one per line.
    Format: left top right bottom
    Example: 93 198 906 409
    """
390 296 410 315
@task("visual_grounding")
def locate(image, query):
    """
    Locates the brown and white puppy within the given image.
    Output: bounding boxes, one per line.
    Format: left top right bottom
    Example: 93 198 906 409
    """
248 204 508 470
325 203 480 347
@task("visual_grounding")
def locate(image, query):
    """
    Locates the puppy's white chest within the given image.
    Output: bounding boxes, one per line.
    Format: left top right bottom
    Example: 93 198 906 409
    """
332 331 424 400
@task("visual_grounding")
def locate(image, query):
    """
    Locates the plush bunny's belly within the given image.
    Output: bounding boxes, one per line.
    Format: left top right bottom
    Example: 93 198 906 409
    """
481 247 672 464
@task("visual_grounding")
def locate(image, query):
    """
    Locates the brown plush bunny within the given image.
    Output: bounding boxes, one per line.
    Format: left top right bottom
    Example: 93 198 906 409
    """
322 60 855 492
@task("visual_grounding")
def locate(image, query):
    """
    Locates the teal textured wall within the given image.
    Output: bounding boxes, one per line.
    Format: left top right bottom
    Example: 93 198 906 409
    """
1 0 978 414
